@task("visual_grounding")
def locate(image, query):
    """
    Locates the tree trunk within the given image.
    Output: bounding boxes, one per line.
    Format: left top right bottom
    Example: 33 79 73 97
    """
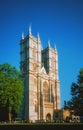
8 112 12 123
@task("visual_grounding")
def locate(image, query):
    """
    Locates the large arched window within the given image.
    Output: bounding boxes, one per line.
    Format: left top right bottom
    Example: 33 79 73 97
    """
43 81 50 102
51 85 54 102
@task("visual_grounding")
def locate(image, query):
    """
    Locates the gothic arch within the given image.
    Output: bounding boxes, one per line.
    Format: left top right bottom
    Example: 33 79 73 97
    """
34 100 37 112
51 84 54 102
33 46 37 62
43 81 50 102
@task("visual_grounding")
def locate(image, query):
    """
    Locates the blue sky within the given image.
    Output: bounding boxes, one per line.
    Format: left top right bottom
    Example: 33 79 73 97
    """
0 0 83 108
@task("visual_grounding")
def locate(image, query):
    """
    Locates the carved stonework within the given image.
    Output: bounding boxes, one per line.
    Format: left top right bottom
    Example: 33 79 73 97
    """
33 63 38 72
51 57 55 69
20 27 60 122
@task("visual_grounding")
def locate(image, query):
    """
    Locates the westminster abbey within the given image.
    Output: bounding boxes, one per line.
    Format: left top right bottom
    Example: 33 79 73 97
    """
20 26 60 122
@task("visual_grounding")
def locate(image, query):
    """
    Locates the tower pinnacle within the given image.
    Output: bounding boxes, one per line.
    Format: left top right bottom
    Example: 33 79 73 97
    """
54 44 57 52
29 25 31 35
48 40 50 48
22 32 24 40
37 32 40 41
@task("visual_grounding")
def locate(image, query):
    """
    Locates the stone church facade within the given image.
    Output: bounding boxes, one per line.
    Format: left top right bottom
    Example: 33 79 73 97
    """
20 26 60 122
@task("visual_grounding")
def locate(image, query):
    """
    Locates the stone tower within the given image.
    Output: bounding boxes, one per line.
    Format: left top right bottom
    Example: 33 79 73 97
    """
20 26 60 122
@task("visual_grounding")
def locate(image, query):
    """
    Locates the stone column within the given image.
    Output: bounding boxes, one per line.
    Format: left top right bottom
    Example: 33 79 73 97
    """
55 80 60 109
52 84 56 110
40 80 43 120
37 75 40 120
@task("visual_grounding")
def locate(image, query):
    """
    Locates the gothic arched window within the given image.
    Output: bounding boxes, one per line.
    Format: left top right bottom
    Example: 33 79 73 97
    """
51 85 54 102
51 57 55 69
43 81 50 102
34 101 37 112
33 46 37 63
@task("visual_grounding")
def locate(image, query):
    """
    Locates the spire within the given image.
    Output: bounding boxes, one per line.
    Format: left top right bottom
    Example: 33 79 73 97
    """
22 32 24 40
37 32 40 41
54 44 57 52
48 40 50 48
41 44 43 50
29 25 31 35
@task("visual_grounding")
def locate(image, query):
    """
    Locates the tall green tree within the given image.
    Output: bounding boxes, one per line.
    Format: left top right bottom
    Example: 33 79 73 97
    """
0 63 24 122
64 68 83 116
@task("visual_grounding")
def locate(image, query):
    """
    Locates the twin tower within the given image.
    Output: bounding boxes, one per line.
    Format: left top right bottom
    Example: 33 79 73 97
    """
20 26 61 122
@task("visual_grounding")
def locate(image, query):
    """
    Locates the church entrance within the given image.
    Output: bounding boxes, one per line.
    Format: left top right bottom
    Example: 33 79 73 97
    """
46 113 51 122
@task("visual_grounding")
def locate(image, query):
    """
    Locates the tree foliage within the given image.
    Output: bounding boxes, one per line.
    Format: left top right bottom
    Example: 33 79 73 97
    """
64 68 83 116
0 63 24 121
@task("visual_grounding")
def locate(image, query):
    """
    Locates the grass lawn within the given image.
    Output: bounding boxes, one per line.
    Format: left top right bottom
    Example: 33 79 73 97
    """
0 122 83 130
0 122 83 125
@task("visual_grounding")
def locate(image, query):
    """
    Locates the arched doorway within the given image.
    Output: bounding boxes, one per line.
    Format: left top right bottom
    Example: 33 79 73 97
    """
46 113 51 122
